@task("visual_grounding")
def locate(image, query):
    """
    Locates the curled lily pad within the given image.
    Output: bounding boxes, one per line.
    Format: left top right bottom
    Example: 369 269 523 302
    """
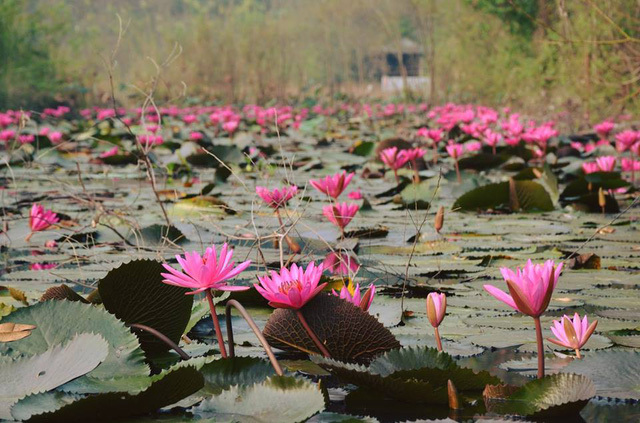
605 329 640 348
39 285 89 303
314 347 500 404
263 294 400 364
98 259 193 356
485 373 596 417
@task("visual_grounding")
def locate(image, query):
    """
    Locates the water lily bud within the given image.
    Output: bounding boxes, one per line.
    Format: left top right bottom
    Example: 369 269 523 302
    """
435 206 444 233
598 188 606 209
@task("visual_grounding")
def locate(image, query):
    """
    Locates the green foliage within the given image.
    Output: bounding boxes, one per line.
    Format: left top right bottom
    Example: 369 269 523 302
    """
465 0 538 38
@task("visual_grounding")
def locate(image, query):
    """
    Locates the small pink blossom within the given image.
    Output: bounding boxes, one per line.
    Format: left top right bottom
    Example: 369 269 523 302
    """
445 142 464 159
548 313 597 355
29 203 59 232
309 171 354 199
582 162 600 174
189 131 204 141
595 156 616 172
322 251 360 276
426 292 447 328
18 134 35 144
254 262 326 309
380 147 410 171
594 121 615 137
255 185 298 209
332 283 375 311
99 147 119 158
322 202 359 231
347 189 363 200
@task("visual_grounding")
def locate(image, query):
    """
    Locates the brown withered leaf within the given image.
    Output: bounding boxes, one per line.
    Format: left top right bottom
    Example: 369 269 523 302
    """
263 294 400 364
40 284 90 303
566 253 601 270
8 287 28 305
0 322 37 343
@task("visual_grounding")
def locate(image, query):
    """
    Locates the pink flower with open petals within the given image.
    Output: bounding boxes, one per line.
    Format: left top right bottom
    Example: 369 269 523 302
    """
30 203 59 232
347 189 363 200
322 202 359 231
595 156 616 172
18 134 34 144
484 259 563 318
309 170 354 199
48 131 63 143
322 251 360 276
161 243 251 295
582 162 599 174
548 313 597 355
332 283 375 311
622 158 640 172
189 131 204 141
379 147 410 171
400 147 427 162
594 121 615 137
223 120 239 134
615 130 638 152
254 262 326 309
255 185 297 209
465 141 482 152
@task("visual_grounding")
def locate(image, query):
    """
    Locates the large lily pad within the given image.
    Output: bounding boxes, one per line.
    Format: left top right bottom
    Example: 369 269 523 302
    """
0 333 108 420
190 375 325 422
263 294 400 364
98 259 193 355
0 300 149 393
453 181 554 212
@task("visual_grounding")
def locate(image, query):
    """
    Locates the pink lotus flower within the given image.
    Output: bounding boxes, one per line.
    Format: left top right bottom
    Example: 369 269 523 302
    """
332 283 375 311
309 170 354 199
44 240 58 249
622 158 640 172
426 292 447 351
380 147 410 171
30 263 58 271
48 131 63 143
322 202 359 232
582 162 599 174
223 120 239 134
322 251 360 276
615 130 638 152
548 313 597 358
595 156 616 172
445 142 464 160
29 203 59 233
485 259 563 378
347 189 363 200
594 121 615 137
426 292 446 328
400 147 427 163
183 114 198 125
0 129 15 142
189 131 204 141
254 262 326 309
465 141 482 152
99 147 119 158
18 134 34 144
161 243 251 295
255 185 298 209
485 259 562 318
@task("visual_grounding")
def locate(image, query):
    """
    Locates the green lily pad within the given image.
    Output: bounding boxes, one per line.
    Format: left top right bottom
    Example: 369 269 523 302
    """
0 333 108 420
453 181 554 212
98 259 193 356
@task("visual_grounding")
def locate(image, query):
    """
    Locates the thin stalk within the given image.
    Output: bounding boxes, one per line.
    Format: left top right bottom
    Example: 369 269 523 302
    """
631 151 636 186
130 323 190 360
434 326 443 352
225 299 283 376
454 160 461 183
295 310 331 358
575 348 582 359
206 289 227 358
533 316 545 379
393 169 399 184
411 159 421 183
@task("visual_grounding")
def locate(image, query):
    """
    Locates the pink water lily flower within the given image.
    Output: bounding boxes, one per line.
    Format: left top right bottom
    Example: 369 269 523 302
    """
222 120 239 134
99 147 119 158
18 134 34 144
254 262 326 309
322 202 359 233
622 158 640 172
426 292 447 351
332 283 375 311
548 313 598 358
48 131 63 143
445 142 464 159
256 185 298 209
380 147 410 171
595 156 616 172
615 130 638 152
322 251 360 276
309 170 354 199
484 259 563 318
400 147 427 163
347 189 363 200
29 203 59 233
161 243 251 295
594 121 615 137
582 162 599 174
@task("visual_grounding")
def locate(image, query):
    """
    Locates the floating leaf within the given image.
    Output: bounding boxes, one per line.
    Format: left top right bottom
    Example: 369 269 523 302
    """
486 373 595 417
453 181 553 212
458 153 508 170
39 285 89 303
263 294 400 364
0 300 149 393
98 259 193 356
560 350 640 400
128 224 187 245
0 333 108 420
191 375 325 422
605 329 640 348
12 366 204 422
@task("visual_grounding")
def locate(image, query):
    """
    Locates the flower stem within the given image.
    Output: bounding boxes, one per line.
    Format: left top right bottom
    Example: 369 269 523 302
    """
393 169 399 185
206 289 227 359
295 309 331 358
533 316 545 379
575 348 582 359
411 159 420 183
434 326 443 352
25 232 33 242
454 160 461 184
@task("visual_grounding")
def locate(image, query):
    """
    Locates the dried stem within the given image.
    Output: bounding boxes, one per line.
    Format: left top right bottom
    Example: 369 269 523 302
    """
225 299 283 376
